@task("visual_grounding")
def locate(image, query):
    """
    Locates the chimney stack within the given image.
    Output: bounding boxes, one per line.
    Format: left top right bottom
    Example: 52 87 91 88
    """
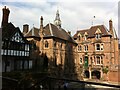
109 19 113 35
2 6 10 27
39 16 44 37
23 24 29 35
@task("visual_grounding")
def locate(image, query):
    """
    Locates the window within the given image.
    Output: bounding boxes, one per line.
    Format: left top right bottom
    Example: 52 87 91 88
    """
101 56 103 64
4 50 7 55
78 45 82 51
11 32 24 43
84 45 88 51
96 44 100 51
78 35 81 41
96 56 100 65
80 58 82 64
96 34 101 39
77 33 81 41
101 44 104 50
45 41 49 48
1 49 3 55
11 50 13 55
61 43 62 49
8 50 11 55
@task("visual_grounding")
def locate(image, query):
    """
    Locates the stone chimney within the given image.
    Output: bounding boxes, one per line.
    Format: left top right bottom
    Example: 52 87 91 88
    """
23 24 29 35
40 16 44 36
109 19 113 35
2 6 10 27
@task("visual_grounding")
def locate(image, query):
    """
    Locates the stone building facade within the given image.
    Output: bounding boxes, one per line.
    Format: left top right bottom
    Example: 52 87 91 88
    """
23 10 81 79
73 20 119 81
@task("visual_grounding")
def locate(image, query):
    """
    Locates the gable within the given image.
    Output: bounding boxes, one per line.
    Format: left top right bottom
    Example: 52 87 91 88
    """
11 32 25 43
95 28 102 34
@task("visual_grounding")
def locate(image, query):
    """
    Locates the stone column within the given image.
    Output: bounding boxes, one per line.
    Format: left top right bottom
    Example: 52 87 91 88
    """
89 70 92 79
100 69 103 79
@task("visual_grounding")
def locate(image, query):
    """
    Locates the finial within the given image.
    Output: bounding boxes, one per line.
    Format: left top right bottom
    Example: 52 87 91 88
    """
109 19 112 22
41 16 43 20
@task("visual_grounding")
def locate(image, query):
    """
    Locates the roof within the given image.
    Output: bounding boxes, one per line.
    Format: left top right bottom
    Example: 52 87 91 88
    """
73 25 111 39
24 27 40 38
25 23 76 44
44 23 76 43
2 22 27 42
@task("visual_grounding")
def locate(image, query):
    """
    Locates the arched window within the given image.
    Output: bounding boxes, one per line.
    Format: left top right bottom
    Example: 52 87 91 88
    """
45 41 49 48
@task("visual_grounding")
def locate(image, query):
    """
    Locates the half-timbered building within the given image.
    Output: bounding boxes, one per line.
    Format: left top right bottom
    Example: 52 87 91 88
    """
1 6 31 72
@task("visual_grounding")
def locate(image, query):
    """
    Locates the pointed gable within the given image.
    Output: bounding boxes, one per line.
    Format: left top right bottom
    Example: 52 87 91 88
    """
2 23 27 43
88 25 110 38
44 23 76 44
73 25 111 39
95 28 102 34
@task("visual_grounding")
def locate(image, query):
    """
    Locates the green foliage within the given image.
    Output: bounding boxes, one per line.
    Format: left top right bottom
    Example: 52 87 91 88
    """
102 66 109 74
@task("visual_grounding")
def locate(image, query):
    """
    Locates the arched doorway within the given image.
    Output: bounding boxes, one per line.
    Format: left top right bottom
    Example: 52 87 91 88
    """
92 70 101 79
84 70 89 78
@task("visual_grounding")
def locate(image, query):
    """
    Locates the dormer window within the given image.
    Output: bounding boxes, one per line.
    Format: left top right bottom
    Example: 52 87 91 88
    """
77 33 81 41
95 28 102 39
96 34 101 39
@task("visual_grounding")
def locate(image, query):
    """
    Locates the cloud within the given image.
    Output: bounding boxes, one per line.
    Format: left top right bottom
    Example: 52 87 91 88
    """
0 1 119 37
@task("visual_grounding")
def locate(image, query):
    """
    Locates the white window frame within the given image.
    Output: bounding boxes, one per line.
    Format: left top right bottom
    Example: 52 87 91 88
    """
84 45 88 52
96 44 100 51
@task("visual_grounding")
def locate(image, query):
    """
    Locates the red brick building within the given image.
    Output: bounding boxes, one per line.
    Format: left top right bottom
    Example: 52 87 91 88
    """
73 20 119 82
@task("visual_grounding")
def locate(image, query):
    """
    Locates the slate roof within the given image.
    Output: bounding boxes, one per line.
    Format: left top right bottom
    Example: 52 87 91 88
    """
25 23 76 44
73 25 111 39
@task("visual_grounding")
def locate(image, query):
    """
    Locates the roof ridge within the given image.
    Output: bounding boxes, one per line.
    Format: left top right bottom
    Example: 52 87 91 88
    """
49 23 53 36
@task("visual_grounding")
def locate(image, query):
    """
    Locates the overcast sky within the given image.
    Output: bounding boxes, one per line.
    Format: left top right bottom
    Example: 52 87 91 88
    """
0 0 119 38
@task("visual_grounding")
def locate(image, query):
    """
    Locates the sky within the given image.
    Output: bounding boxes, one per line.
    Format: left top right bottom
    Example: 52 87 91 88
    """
0 0 119 38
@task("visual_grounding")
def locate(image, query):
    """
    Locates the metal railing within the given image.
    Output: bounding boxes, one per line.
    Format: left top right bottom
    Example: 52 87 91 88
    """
1 76 120 90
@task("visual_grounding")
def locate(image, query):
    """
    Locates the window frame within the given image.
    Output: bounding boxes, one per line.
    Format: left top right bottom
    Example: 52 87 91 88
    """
45 40 49 48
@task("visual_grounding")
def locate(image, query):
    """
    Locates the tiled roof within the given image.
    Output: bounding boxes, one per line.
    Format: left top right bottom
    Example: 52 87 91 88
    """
24 27 40 38
44 23 76 44
73 25 111 39
25 23 76 44
2 22 26 42
73 29 89 39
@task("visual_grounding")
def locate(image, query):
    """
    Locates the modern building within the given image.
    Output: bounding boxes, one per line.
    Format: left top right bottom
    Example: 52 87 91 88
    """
1 6 31 72
23 10 80 79
73 20 119 81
